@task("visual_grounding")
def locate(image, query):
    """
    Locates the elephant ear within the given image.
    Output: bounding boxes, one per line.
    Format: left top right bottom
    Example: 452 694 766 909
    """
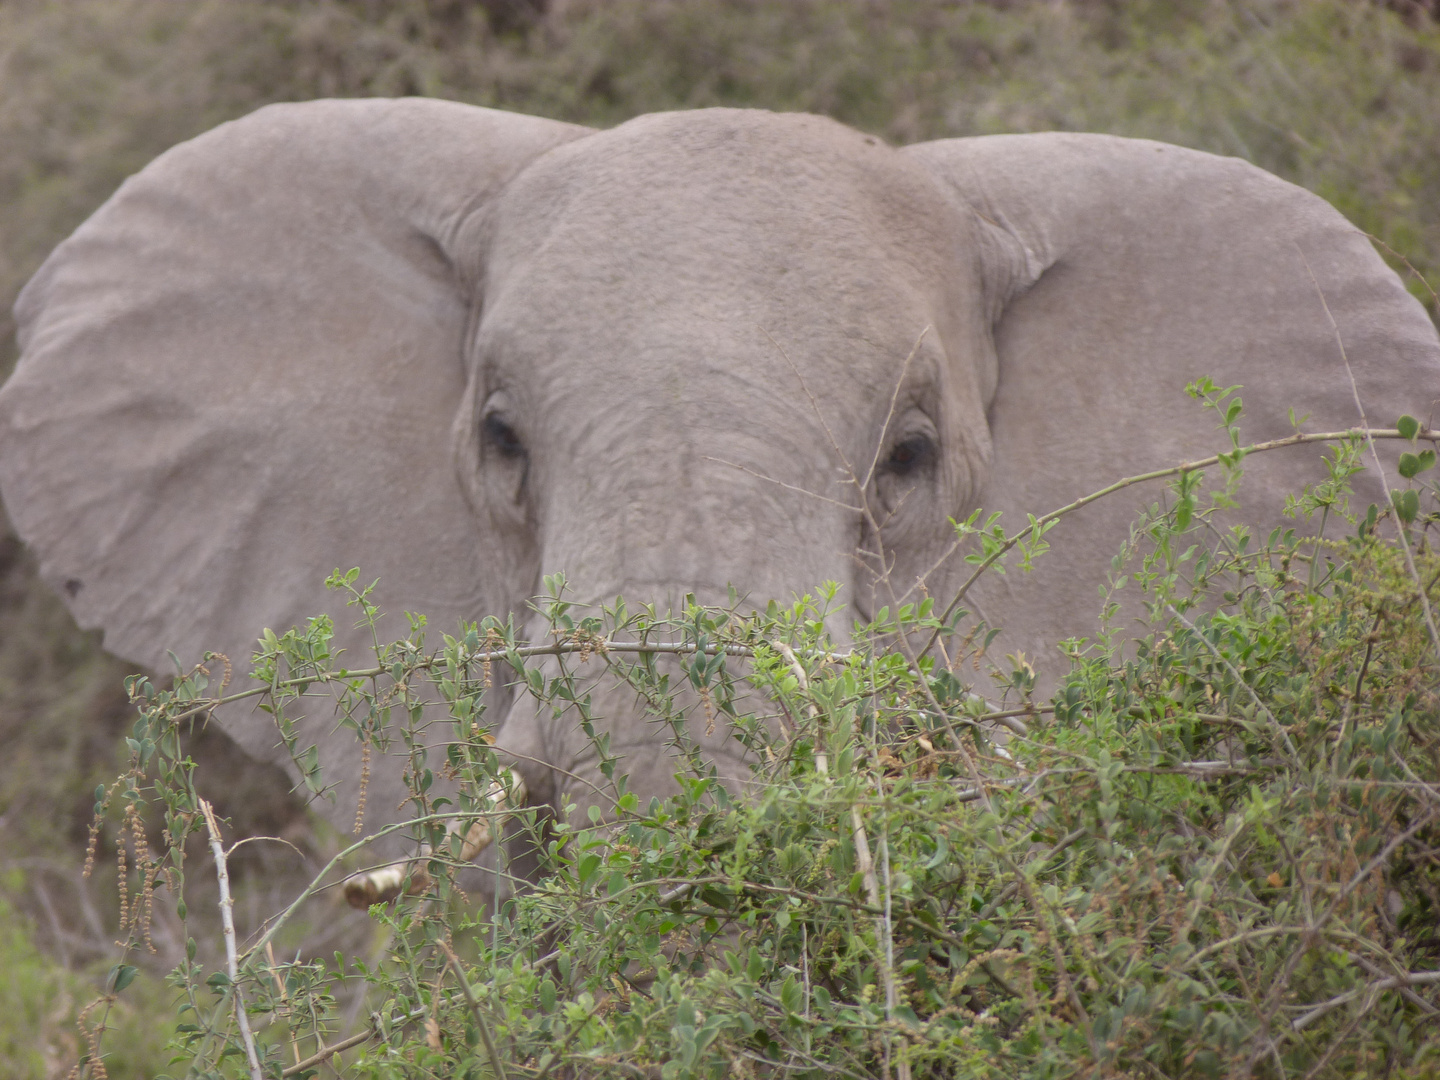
0 99 591 753
906 133 1440 667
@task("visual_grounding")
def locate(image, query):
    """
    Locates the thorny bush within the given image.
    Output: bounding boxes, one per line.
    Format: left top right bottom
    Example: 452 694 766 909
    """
77 398 1440 1079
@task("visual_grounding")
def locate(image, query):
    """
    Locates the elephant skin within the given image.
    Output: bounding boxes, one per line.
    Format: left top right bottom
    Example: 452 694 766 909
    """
1 99 1436 839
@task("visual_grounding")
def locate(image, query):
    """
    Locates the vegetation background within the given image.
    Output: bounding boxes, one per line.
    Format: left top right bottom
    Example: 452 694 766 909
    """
0 1 1438 1075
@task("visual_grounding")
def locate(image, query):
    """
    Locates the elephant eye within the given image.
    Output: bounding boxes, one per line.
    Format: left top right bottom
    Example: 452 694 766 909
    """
483 413 525 460
884 434 934 478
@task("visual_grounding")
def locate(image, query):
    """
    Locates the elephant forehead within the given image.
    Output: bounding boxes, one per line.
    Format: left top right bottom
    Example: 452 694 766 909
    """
479 108 972 361
478 110 973 406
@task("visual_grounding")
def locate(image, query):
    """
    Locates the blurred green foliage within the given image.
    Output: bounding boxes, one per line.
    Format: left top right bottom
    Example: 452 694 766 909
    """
0 874 169 1079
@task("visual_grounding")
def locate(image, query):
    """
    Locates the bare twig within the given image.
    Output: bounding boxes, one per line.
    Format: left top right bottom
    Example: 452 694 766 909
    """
777 642 827 776
921 426 1438 662
437 939 508 1080
280 1009 425 1077
199 799 261 1080
1292 968 1440 1031
879 831 912 1080
850 805 880 909
1298 245 1440 663
164 638 852 725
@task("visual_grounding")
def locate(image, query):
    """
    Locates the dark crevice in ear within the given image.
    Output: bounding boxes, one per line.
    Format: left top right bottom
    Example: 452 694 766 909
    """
971 208 1052 327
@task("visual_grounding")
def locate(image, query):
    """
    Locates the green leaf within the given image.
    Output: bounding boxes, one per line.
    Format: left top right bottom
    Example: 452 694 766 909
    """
1403 448 1438 477
1397 414 1420 440
779 974 803 1015
107 963 138 994
1393 488 1420 524
746 947 764 983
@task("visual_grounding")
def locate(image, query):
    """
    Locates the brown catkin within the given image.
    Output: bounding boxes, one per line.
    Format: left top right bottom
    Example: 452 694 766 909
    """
481 628 501 690
353 739 371 834
700 685 717 736
82 821 101 879
127 806 156 952
73 999 109 1080
115 822 129 934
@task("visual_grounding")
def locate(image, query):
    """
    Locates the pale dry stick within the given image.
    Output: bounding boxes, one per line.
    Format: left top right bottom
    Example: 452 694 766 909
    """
1291 968 1440 1032
917 426 1439 664
702 457 861 513
848 801 904 1080
198 799 262 1080
879 832 912 1080
1299 244 1440 662
437 939 508 1080
1183 925 1377 973
850 806 880 909
776 642 827 776
1171 811 1251 953
783 633 917 1072
280 1008 425 1078
1340 947 1440 1019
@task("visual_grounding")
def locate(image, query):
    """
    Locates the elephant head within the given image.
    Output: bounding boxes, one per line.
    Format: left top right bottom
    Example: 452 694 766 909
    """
1 99 1436 838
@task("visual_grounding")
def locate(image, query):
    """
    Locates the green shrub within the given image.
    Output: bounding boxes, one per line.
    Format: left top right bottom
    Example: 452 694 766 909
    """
77 406 1440 1078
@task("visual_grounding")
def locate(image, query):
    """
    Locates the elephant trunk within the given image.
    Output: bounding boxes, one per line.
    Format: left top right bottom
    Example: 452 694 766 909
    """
491 463 856 822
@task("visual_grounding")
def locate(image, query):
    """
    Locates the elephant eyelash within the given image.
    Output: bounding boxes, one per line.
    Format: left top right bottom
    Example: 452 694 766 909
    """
483 413 526 460
883 434 935 478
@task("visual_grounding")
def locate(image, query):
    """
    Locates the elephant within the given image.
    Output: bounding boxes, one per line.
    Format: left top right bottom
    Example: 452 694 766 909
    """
1 98 1436 849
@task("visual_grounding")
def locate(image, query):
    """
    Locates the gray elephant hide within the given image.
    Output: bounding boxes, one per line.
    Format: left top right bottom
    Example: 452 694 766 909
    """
1 100 1436 838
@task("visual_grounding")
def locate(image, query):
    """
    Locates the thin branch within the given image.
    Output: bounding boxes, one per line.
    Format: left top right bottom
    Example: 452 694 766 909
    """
1292 968 1440 1032
777 642 826 776
438 939 507 1080
703 457 861 512
280 1009 425 1077
199 799 261 1080
164 638 851 724
1297 244 1440 662
850 805 880 909
862 327 931 491
921 426 1438 662
879 831 912 1080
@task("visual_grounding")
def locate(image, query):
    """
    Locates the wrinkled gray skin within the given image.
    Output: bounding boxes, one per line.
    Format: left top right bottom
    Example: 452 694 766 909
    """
2 100 1437 844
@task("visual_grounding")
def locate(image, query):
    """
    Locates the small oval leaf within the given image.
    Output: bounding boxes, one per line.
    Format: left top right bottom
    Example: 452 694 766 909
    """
107 963 138 995
1393 488 1420 524
1397 414 1420 441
